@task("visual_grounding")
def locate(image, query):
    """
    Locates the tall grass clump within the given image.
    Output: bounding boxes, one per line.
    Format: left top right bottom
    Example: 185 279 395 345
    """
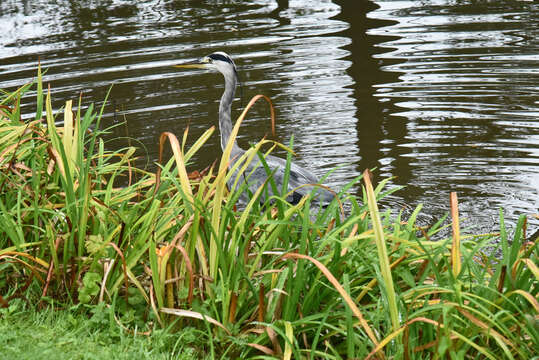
1 67 537 359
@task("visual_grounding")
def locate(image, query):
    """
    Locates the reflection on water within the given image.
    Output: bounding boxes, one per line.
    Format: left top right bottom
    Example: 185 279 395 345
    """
364 0 539 229
0 0 537 231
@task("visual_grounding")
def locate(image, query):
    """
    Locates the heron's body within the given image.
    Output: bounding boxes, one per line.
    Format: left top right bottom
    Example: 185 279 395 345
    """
175 52 333 205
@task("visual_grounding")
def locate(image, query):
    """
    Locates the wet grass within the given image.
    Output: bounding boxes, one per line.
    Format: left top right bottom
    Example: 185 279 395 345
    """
0 300 192 360
0 67 538 359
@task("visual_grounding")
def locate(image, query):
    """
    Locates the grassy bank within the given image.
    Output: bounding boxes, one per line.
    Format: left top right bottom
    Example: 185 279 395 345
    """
1 301 187 359
1 68 537 359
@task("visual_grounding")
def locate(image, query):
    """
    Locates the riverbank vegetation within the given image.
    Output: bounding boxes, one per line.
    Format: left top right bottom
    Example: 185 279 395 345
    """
1 68 537 359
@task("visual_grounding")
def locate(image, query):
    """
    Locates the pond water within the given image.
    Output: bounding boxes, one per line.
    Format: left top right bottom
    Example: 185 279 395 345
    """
1 0 538 232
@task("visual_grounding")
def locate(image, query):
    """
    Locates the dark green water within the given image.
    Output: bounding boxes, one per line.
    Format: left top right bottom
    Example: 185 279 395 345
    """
1 0 538 231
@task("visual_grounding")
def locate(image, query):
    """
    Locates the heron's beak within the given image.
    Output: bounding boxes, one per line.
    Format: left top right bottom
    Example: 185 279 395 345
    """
173 63 207 69
173 58 210 69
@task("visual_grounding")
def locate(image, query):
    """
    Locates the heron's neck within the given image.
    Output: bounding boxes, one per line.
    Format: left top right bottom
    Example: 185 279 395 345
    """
219 73 242 155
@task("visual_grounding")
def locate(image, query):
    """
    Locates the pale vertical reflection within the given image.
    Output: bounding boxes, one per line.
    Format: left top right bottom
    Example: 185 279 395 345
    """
266 0 359 186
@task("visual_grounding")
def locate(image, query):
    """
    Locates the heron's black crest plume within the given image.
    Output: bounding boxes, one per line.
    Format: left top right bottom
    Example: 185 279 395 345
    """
208 53 233 64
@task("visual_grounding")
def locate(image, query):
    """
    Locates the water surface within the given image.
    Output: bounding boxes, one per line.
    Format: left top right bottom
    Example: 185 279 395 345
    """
1 0 537 232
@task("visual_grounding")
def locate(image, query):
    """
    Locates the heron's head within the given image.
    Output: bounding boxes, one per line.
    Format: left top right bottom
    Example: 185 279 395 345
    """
174 51 237 79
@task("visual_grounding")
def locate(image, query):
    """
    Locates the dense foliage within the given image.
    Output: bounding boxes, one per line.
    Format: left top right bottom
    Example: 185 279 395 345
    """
0 68 537 359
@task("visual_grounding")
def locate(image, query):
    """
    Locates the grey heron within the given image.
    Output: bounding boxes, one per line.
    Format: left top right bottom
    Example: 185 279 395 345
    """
174 51 333 206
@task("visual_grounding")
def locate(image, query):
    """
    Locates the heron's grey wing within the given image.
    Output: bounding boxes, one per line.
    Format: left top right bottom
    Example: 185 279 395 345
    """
244 154 333 205
282 160 334 204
